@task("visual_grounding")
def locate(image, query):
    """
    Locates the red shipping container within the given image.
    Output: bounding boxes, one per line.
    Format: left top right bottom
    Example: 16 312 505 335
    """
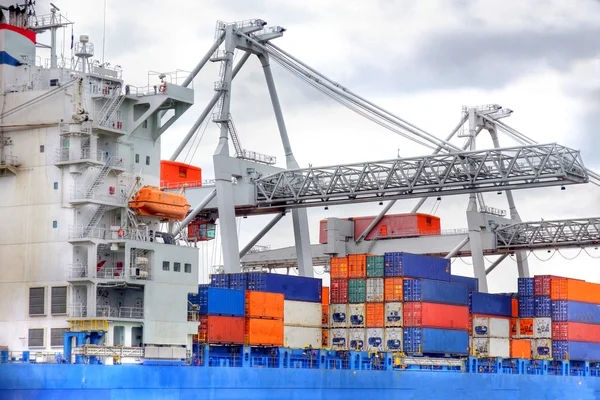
330 257 348 279
322 287 330 305
366 303 385 328
511 298 518 318
534 275 561 296
198 315 244 344
348 254 367 278
330 279 348 304
552 322 600 343
403 302 469 330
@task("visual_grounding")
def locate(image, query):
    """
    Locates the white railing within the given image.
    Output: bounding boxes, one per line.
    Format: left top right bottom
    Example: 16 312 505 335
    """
128 84 166 97
93 113 125 131
68 225 142 241
70 186 128 205
372 228 469 239
60 122 93 135
239 149 277 165
67 263 88 279
55 148 106 163
0 154 18 167
97 306 143 319
97 267 125 280
68 303 87 318
159 180 203 190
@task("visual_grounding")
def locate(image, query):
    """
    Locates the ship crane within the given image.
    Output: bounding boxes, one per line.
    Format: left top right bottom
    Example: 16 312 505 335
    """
169 19 599 292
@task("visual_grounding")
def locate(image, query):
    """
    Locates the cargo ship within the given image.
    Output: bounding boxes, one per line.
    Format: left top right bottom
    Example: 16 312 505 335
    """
1 4 600 400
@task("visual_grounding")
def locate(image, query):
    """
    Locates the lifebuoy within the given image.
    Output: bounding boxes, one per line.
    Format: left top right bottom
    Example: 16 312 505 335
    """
117 228 125 238
159 83 167 93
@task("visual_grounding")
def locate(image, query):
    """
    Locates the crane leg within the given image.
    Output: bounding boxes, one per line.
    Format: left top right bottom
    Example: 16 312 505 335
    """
467 196 489 293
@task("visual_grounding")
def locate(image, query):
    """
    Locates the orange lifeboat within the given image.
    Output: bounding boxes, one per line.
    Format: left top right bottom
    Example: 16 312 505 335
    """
128 185 190 220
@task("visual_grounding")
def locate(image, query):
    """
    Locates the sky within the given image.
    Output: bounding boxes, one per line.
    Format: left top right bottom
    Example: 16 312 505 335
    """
23 0 600 290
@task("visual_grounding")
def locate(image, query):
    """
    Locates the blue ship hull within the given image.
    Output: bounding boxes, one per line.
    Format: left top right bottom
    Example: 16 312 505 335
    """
1 364 600 400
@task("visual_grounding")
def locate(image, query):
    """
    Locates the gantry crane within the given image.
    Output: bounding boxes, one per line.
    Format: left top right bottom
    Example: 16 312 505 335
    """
168 19 599 292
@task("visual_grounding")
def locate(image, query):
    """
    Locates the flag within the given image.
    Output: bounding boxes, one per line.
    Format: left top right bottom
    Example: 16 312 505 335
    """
70 26 74 50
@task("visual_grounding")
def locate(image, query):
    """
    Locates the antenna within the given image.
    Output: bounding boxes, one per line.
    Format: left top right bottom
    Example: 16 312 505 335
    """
49 3 60 11
102 0 107 64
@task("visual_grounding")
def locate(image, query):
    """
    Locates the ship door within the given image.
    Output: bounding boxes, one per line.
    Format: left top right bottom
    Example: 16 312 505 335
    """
132 326 143 347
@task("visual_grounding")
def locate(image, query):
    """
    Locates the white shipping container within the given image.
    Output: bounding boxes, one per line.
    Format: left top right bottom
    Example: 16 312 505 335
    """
532 339 552 359
384 328 403 352
330 328 348 349
533 318 551 339
348 304 366 327
366 278 384 302
348 328 366 351
472 337 510 358
329 304 348 328
384 302 403 327
472 317 509 338
284 300 321 327
366 328 385 351
284 326 322 349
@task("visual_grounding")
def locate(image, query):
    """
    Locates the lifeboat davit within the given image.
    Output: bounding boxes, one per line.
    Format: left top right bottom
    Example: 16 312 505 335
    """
128 185 190 220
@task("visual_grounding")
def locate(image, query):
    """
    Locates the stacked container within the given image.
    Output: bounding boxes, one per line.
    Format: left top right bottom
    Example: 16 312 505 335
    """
195 286 246 344
322 287 329 348
472 317 510 358
245 291 284 346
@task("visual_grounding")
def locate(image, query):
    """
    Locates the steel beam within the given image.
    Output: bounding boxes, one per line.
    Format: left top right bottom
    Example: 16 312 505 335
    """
182 33 225 88
172 189 217 236
485 254 509 275
445 237 470 259
239 213 285 258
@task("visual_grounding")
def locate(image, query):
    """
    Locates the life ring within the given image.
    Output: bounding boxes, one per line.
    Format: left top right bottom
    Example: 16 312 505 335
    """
117 228 125 238
159 83 167 93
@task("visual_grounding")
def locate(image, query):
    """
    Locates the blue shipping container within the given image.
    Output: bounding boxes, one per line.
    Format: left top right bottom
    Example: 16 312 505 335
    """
384 252 451 281
449 275 478 293
403 279 468 305
198 287 245 316
246 272 322 303
210 274 230 288
551 301 600 324
228 273 248 290
518 297 535 318
553 341 600 361
534 296 551 318
518 278 535 297
403 327 469 355
469 293 512 317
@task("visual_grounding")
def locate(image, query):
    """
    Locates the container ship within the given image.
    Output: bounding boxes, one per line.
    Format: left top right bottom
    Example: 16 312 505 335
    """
1 3 600 400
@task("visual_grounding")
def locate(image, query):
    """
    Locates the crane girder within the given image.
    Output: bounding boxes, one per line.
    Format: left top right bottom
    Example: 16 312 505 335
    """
254 143 588 209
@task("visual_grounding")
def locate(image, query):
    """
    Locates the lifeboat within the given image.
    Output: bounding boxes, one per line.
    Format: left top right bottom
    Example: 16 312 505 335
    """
128 185 190 220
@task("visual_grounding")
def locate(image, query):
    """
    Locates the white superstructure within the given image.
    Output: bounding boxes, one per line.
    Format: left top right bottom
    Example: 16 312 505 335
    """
0 4 198 353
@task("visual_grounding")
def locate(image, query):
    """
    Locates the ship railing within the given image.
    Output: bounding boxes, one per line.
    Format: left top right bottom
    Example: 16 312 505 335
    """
97 267 125 280
0 154 18 167
68 303 88 318
96 305 143 319
372 228 469 239
69 225 142 241
239 149 276 165
60 122 93 135
70 186 128 205
160 180 203 190
128 84 166 97
67 263 88 279
92 112 126 131
2 351 63 364
55 148 107 163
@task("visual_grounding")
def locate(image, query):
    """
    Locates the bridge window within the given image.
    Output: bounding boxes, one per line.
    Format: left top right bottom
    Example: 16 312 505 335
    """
28 329 44 347
51 328 68 347
185 263 192 273
29 287 45 315
135 154 140 163
162 261 170 271
146 156 150 166
174 262 181 272
51 286 67 314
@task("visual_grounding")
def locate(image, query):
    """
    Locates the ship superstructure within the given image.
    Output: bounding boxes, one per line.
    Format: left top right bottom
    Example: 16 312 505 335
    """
0 3 199 355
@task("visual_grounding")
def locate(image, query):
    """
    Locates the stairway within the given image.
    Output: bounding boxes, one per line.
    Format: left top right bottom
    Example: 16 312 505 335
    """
226 116 244 157
84 157 112 198
97 85 124 128
83 204 107 237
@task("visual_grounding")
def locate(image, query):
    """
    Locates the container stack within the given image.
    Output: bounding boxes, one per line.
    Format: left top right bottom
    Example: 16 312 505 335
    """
194 286 246 344
533 275 553 356
322 286 329 348
469 292 513 357
245 291 284 346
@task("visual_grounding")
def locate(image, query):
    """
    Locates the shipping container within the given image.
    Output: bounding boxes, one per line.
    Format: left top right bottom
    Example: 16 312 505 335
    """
366 278 384 302
517 318 534 338
349 328 366 351
210 274 230 288
550 278 599 304
246 272 322 303
384 277 403 301
245 318 284 346
534 296 551 317
551 300 600 324
553 341 600 361
510 339 532 359
366 255 385 278
472 317 510 338
228 273 247 290
404 302 469 330
329 304 348 328
511 298 518 318
322 287 329 305
322 329 329 348
472 338 510 358
518 297 535 318
518 278 535 297
330 328 347 349
552 322 600 343
348 304 366 327
384 328 403 351
469 292 512 317
384 302 403 327
384 252 403 277
198 315 245 344
533 317 551 339
245 291 284 320
384 252 451 281
330 257 348 279
198 287 245 316
534 275 559 297
284 326 322 349
283 300 321 327
366 328 385 351
348 254 367 278
322 304 329 326
348 279 366 303
510 318 517 338
403 279 468 305
330 279 348 304
449 275 478 293
532 338 552 359
403 327 469 355
366 303 385 328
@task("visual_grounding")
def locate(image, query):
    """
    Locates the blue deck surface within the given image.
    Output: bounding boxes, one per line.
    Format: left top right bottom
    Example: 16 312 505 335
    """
1 364 600 400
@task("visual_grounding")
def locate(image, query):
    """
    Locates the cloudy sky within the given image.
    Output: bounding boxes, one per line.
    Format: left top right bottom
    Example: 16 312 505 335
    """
26 0 600 290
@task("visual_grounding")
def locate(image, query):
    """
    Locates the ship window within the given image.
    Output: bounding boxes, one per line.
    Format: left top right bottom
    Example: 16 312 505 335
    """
162 261 170 271
135 154 140 163
40 145 45 153
52 221 58 228
184 263 192 273
143 120 148 129
146 156 150 166
49 79 59 87
53 182 58 190
51 286 67 314
29 287 45 315
174 262 181 272
28 329 44 348
50 328 68 347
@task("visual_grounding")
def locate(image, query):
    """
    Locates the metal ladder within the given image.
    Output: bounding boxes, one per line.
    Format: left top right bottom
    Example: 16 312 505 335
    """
83 204 107 236
84 156 112 198
226 116 244 157
97 86 124 127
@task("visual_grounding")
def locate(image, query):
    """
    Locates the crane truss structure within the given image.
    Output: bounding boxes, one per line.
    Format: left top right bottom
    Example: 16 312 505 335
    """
254 144 587 209
496 218 600 250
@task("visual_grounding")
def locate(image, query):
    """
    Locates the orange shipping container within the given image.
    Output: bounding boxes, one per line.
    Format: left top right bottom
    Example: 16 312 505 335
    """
322 329 329 348
384 277 403 301
330 257 349 279
348 254 367 278
366 303 385 328
510 318 517 338
322 287 330 305
322 304 329 326
198 315 245 344
245 291 284 320
551 278 600 304
245 318 284 346
518 318 534 338
511 298 518 318
510 339 531 359
404 302 469 330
